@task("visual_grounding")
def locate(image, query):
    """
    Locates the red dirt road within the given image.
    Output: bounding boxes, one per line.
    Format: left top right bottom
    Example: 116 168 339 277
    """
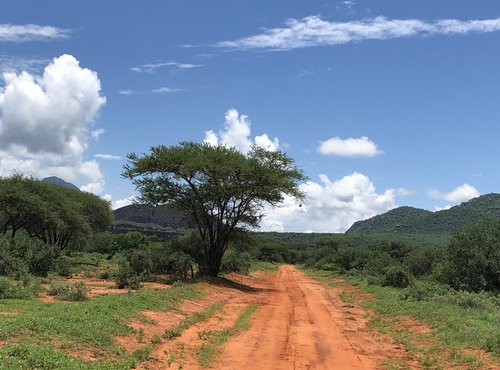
214 265 401 370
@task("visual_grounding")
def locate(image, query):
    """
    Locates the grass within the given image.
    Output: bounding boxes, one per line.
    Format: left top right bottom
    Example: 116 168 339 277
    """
0 285 202 369
164 303 223 339
197 303 258 367
304 268 499 369
338 291 354 304
250 261 281 273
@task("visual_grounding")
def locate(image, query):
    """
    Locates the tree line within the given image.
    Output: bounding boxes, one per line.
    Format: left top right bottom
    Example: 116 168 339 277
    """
0 175 113 249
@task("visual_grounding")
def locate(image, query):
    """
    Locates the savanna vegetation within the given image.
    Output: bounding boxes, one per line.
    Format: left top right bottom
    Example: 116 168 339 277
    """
0 143 499 368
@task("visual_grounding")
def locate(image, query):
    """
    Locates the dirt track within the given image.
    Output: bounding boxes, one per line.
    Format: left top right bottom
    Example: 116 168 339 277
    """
139 265 411 369
214 265 398 370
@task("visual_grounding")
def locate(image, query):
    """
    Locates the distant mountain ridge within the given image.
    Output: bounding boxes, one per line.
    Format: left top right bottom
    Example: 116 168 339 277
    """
41 176 80 191
112 203 194 240
347 193 500 234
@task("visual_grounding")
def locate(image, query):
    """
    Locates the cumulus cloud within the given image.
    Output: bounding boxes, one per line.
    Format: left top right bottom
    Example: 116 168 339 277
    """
112 195 137 210
318 136 382 157
204 109 279 153
131 61 202 73
260 172 398 232
0 23 70 42
0 54 106 193
217 16 500 51
428 183 479 203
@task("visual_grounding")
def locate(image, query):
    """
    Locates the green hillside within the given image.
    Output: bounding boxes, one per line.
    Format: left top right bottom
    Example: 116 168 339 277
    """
347 193 500 234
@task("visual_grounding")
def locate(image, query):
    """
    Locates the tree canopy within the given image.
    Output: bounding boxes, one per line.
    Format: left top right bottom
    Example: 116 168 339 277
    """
445 218 500 292
0 175 113 249
123 142 305 276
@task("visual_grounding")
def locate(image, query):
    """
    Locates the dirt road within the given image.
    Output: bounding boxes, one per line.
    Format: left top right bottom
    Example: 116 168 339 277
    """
139 265 412 369
214 265 399 370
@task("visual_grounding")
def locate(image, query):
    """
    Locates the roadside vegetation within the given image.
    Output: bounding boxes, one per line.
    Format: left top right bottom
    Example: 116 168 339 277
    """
301 219 500 368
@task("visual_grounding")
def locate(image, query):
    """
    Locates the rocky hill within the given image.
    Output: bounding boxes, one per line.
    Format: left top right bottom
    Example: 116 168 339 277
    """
41 176 80 191
347 193 500 234
112 203 193 240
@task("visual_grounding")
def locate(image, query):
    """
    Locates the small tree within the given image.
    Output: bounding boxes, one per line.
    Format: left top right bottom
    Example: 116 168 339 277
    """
445 219 500 292
123 142 305 276
314 235 344 252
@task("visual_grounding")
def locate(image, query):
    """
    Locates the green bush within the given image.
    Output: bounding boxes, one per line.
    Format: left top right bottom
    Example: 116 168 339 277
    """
0 276 40 299
87 232 150 255
444 219 500 292
129 249 154 276
382 265 414 288
433 290 500 311
401 280 453 301
53 256 72 277
47 281 88 301
221 251 252 274
0 235 57 278
114 262 143 289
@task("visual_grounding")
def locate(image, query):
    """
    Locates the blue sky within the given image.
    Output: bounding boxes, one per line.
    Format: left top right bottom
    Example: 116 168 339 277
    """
1 0 500 231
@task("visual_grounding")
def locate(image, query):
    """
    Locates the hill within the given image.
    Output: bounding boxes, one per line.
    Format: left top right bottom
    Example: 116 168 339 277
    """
41 176 80 191
347 193 500 234
112 203 193 240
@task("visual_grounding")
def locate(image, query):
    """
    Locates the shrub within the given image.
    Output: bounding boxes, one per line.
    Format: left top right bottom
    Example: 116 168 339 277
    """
53 256 72 277
433 290 500 311
401 280 453 301
444 219 500 292
48 281 88 301
129 249 154 276
382 265 414 288
0 276 40 299
0 235 57 278
114 262 143 289
221 251 252 274
87 232 150 255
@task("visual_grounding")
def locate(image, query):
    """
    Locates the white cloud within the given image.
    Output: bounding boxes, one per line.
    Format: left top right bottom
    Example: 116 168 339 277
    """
118 87 183 95
80 180 105 194
217 16 500 51
0 24 70 42
428 183 479 203
131 61 202 73
91 128 105 140
434 204 452 212
318 136 382 157
0 55 48 74
94 153 121 160
118 89 135 95
151 87 183 94
112 195 136 210
204 109 280 153
0 54 106 194
260 172 398 232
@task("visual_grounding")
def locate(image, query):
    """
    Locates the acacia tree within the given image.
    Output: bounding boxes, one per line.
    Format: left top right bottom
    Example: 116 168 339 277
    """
123 142 305 276
0 175 113 249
